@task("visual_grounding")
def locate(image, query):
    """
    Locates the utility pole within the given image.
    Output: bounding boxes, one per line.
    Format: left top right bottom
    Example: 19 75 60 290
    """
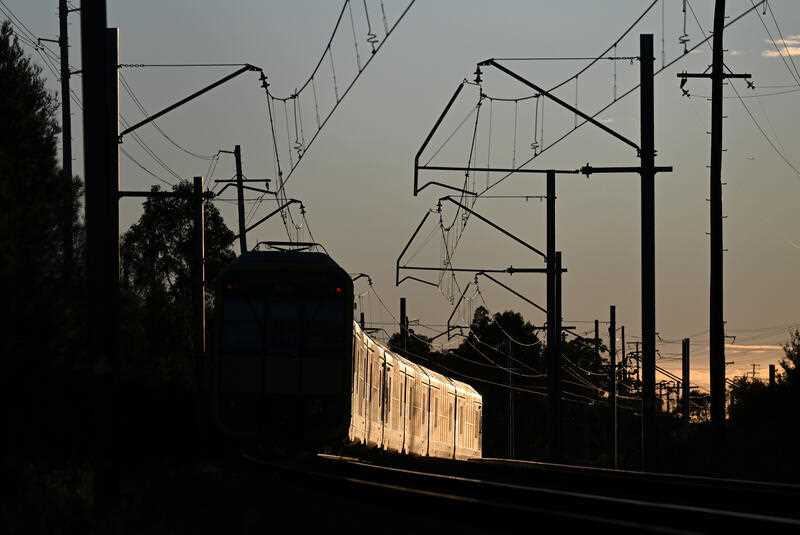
621 326 627 384
595 319 600 362
750 363 760 381
233 145 247 254
81 0 118 501
360 312 365 330
576 34 668 470
193 176 207 367
677 0 751 458
769 364 776 388
682 338 690 424
81 0 109 372
640 33 657 471
508 336 515 459
58 0 78 281
609 305 617 468
400 297 407 353
545 170 562 460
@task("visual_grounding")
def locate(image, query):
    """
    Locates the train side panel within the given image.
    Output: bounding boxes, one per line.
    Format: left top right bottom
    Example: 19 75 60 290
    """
405 364 429 456
454 381 482 460
347 323 481 460
428 372 456 459
348 325 368 444
382 351 405 453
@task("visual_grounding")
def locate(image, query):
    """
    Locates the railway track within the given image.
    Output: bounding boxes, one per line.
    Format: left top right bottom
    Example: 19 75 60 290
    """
242 452 800 533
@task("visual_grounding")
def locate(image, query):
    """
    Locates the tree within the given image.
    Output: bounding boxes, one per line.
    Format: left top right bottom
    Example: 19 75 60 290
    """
780 329 800 389
0 21 81 375
457 306 543 365
388 328 433 360
120 181 235 387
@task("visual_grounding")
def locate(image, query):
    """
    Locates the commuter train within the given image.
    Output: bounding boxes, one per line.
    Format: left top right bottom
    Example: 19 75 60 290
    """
211 245 482 459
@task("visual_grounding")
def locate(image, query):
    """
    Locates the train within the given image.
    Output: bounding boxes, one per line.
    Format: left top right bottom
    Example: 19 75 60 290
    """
211 244 483 460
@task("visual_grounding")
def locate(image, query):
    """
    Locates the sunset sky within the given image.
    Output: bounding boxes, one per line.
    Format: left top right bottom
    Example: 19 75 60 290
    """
10 0 800 390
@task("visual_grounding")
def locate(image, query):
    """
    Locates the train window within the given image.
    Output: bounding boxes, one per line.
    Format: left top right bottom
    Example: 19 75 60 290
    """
221 295 263 354
222 291 347 356
266 301 301 354
386 376 391 423
448 403 453 432
304 299 345 350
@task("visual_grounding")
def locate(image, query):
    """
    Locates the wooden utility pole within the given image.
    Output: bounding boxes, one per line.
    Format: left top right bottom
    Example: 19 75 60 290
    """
58 0 77 281
546 170 562 460
682 338 690 424
81 0 109 370
81 0 119 501
677 0 751 457
106 27 119 368
400 297 407 352
193 176 207 362
769 364 776 388
547 252 563 460
508 336 515 459
640 33 657 471
233 145 247 254
577 35 668 470
609 305 617 468
595 319 600 362
621 326 627 383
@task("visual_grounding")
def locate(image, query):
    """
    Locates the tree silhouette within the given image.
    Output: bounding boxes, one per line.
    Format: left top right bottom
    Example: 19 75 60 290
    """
780 329 800 388
388 328 433 360
120 181 235 387
1 21 83 376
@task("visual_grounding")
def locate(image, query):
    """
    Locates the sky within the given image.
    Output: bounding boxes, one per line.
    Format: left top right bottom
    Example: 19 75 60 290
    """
6 0 800 389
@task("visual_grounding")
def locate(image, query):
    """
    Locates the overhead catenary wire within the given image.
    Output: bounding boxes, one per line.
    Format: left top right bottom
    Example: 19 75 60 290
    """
417 0 664 276
479 0 768 197
2 3 198 194
684 0 800 180
751 0 800 87
273 0 417 194
119 73 216 160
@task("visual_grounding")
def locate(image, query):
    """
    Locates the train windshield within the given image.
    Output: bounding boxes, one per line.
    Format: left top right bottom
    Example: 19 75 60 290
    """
221 293 347 355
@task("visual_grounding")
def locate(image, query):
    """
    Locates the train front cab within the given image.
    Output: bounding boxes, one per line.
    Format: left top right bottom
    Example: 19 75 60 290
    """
213 251 354 450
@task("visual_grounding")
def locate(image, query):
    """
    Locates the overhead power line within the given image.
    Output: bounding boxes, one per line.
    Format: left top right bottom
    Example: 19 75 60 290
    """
119 72 216 160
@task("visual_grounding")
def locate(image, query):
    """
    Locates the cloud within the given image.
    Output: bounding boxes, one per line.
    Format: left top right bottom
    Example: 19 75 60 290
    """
763 36 800 57
729 50 743 56
763 47 800 57
766 35 800 46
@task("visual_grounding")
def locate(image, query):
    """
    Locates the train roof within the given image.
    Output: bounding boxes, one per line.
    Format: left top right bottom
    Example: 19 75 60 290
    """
220 250 351 278
354 321 481 401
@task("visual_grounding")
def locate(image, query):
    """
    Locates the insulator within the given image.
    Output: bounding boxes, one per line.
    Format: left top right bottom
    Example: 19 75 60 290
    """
474 66 483 85
366 32 379 48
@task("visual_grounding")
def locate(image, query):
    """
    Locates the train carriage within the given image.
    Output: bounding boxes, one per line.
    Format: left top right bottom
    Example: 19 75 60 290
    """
213 246 481 460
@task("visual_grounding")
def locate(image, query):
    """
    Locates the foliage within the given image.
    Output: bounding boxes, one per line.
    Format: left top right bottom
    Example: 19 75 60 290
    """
388 328 433 359
780 329 800 388
120 180 235 387
457 306 544 366
562 334 607 376
0 21 85 375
